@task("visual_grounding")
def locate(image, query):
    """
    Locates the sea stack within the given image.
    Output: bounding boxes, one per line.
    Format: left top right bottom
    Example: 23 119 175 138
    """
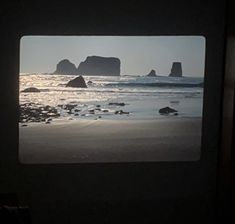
77 56 120 76
146 69 157 77
169 62 182 77
66 76 87 88
54 59 77 75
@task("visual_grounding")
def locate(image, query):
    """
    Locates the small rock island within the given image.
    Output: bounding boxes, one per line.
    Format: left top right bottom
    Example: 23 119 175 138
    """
169 62 183 77
54 59 77 75
146 69 157 77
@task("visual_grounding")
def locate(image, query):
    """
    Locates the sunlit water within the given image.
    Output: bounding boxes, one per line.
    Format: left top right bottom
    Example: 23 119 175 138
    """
19 73 204 120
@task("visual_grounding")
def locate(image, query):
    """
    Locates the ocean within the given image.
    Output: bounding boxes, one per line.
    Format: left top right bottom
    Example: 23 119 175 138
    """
19 73 204 121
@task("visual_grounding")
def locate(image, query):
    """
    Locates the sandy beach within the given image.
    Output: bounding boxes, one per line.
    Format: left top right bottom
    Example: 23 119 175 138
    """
19 118 201 163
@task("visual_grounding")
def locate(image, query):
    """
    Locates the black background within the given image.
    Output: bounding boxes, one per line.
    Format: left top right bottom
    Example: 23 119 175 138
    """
0 1 228 223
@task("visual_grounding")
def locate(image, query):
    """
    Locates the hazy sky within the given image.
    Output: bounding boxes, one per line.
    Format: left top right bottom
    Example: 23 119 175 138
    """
20 36 205 77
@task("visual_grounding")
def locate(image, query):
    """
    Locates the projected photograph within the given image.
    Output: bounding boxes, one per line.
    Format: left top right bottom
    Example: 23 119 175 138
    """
19 36 205 163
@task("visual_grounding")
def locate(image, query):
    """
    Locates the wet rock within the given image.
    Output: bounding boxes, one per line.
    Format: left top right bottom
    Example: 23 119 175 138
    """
66 75 87 88
21 87 40 93
47 112 59 117
63 104 77 111
108 102 125 106
159 107 178 115
87 81 93 84
115 110 129 115
89 109 95 114
19 103 60 123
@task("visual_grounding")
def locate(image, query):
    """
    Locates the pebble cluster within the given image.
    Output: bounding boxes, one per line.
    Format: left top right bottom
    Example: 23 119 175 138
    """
19 102 130 126
19 103 60 124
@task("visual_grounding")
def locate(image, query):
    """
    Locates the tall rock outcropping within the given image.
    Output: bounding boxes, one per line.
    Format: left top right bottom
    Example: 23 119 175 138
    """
77 56 120 76
54 59 77 75
169 62 182 77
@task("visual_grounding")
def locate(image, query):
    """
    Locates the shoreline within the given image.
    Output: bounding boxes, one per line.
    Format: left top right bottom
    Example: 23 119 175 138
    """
19 117 202 163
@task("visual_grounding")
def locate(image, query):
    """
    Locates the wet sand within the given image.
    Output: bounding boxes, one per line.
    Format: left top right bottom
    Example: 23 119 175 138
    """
19 118 202 163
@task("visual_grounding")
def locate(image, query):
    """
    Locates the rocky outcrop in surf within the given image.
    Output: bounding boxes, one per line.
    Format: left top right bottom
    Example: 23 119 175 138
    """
146 69 157 77
169 62 182 77
77 56 120 76
54 59 77 75
54 56 121 76
66 75 87 88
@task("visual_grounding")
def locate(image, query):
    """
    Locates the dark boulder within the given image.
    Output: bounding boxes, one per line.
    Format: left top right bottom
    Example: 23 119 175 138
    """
115 110 129 115
159 107 178 115
146 69 157 77
54 59 77 75
169 62 182 77
66 76 87 88
21 87 40 93
108 102 125 106
77 56 120 76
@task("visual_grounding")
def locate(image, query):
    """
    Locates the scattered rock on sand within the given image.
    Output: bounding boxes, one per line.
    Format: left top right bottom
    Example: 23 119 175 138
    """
21 87 40 93
66 75 87 88
159 106 178 115
115 110 129 115
63 104 77 110
19 103 60 123
89 109 95 114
